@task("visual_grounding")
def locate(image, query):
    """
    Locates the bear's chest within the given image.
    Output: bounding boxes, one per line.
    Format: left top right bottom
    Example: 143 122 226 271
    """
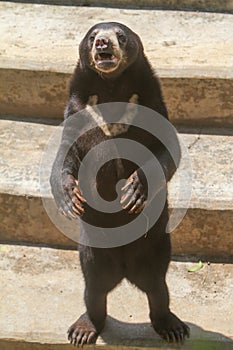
89 78 137 104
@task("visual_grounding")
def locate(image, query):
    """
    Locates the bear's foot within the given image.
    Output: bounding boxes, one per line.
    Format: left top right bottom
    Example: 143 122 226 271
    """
152 312 190 343
67 313 98 346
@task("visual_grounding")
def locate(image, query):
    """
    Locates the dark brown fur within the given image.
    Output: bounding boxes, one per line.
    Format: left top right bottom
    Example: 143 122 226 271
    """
50 22 189 346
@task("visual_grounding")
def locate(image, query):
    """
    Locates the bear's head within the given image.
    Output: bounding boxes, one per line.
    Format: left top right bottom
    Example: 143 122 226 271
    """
79 22 143 78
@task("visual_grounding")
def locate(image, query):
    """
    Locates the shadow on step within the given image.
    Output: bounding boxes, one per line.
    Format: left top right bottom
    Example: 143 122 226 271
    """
0 318 232 349
100 316 233 349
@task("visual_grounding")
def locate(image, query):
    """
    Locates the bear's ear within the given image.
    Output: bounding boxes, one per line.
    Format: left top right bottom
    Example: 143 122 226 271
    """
78 38 84 55
78 38 88 66
131 32 144 53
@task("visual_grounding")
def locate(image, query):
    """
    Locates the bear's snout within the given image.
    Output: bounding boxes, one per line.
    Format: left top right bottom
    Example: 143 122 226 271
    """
95 37 109 50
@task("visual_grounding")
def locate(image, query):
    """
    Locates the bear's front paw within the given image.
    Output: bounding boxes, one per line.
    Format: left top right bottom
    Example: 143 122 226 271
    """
59 174 86 219
120 171 147 214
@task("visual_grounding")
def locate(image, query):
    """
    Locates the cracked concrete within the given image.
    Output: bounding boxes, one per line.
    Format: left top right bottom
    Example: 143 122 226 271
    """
187 135 201 150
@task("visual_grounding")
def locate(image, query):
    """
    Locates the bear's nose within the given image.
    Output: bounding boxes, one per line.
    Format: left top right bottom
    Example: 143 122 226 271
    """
95 37 109 50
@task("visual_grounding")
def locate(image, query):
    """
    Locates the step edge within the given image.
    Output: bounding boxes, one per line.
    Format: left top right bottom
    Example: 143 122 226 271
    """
1 62 232 79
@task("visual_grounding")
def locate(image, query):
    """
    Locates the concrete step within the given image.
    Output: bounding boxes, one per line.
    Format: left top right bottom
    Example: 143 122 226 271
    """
0 244 232 349
0 2 233 126
7 0 233 13
0 119 233 257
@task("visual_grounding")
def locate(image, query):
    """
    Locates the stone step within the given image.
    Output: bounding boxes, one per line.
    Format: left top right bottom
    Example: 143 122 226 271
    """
0 244 232 349
0 2 233 126
0 119 232 257
6 0 233 13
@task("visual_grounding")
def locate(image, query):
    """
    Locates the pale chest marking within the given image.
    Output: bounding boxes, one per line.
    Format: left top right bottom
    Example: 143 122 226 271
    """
86 94 139 136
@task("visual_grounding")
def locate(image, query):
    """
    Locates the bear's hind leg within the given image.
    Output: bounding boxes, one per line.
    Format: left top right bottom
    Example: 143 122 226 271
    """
68 288 107 346
68 246 123 346
147 279 190 343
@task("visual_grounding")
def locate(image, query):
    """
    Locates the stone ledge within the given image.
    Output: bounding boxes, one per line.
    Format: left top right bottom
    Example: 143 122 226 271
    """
1 2 232 76
0 119 232 256
6 0 233 13
0 245 232 348
1 2 233 125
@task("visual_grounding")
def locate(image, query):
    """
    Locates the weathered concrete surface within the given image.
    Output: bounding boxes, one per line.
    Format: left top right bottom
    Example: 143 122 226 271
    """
1 69 232 127
0 119 232 256
0 245 232 349
0 2 233 125
6 0 233 13
0 69 69 120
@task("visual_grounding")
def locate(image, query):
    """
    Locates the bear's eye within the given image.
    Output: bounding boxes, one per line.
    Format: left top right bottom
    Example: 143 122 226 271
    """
89 35 95 44
117 33 127 44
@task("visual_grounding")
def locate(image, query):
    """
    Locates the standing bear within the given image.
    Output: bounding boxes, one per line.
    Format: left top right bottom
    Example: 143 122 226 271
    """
50 22 190 346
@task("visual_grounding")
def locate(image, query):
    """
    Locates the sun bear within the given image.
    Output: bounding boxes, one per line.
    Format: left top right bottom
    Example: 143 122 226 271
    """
50 22 190 346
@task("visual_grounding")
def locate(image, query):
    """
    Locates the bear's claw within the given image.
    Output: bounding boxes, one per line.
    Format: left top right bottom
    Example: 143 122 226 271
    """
68 313 98 347
60 175 86 219
121 171 146 214
152 312 190 343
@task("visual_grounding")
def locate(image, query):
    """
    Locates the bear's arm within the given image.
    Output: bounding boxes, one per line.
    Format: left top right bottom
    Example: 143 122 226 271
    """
50 92 87 214
64 94 86 119
128 135 180 211
50 89 86 193
138 83 181 184
149 135 180 184
121 99 180 213
50 122 81 209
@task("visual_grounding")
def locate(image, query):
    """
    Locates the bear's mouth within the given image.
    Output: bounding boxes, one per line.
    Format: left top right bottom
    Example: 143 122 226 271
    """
94 52 120 71
96 53 116 61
